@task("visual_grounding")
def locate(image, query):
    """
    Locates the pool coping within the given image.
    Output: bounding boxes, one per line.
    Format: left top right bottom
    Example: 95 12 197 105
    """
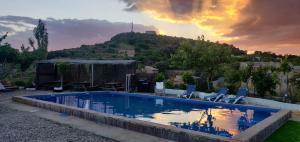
12 92 291 142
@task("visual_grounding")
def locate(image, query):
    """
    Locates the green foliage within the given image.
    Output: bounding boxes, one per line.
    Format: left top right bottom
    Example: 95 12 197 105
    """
164 80 174 89
240 64 253 82
280 56 293 73
56 61 68 87
290 74 300 102
280 56 293 96
182 72 195 85
33 19 48 59
224 67 242 92
171 41 232 91
48 32 244 68
0 32 8 45
56 62 68 76
154 61 169 72
252 68 278 97
14 80 26 86
0 44 19 63
155 73 165 82
19 46 35 72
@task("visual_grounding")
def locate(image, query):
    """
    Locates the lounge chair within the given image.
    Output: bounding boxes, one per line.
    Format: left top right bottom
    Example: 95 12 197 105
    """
177 85 196 99
223 87 248 104
53 86 63 92
0 82 17 92
204 87 229 102
155 82 165 95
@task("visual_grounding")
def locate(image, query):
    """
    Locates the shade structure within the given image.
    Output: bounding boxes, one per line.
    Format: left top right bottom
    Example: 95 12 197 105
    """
35 59 137 89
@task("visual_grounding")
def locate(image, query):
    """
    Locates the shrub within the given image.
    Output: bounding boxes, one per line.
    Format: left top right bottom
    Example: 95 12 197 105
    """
155 73 165 82
14 80 25 87
182 72 195 84
164 80 174 89
252 68 277 97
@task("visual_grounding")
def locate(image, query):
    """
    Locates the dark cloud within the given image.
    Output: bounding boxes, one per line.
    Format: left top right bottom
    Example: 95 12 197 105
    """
0 16 156 51
121 0 217 20
225 0 300 54
119 0 300 55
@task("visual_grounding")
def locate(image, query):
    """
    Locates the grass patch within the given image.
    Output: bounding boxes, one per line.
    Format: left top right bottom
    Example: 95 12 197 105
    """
265 121 300 142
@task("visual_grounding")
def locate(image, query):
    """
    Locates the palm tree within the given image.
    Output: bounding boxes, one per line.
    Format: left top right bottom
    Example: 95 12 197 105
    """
280 57 293 98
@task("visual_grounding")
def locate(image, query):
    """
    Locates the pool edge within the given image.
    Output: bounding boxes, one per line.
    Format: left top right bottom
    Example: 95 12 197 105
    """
12 96 231 142
232 109 291 142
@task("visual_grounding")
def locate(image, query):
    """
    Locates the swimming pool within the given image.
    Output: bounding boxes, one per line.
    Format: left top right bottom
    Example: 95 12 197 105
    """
26 91 279 138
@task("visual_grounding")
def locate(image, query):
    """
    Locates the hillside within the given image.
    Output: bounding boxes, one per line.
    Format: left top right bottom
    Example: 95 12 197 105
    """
48 32 246 66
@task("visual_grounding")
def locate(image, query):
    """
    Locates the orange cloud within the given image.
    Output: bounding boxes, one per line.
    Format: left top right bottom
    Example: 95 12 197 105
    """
121 0 300 55
122 0 249 41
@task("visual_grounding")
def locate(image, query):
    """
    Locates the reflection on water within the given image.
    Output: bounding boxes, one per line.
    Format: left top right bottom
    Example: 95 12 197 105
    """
31 92 276 138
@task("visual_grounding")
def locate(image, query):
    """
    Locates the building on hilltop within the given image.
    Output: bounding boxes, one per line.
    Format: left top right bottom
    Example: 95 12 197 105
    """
145 31 157 35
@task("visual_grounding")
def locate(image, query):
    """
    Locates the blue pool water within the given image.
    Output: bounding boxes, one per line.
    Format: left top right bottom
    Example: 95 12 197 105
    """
27 92 278 138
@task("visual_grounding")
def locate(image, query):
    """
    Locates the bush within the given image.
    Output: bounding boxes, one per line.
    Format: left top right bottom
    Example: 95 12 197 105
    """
182 72 195 84
252 68 277 97
155 73 165 82
14 80 25 86
164 80 174 89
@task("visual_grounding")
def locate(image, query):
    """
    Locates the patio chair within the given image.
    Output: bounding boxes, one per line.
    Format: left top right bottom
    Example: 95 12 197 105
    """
177 85 196 99
204 87 229 102
155 82 165 95
0 82 17 92
53 86 63 92
222 87 248 104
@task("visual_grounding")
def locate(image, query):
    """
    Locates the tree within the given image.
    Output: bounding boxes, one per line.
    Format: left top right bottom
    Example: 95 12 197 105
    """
171 41 232 91
56 62 68 88
280 56 293 97
289 74 300 102
0 32 8 45
252 68 278 97
240 63 253 88
28 37 36 51
0 43 19 80
224 67 242 92
33 19 48 59
0 44 19 63
19 44 35 72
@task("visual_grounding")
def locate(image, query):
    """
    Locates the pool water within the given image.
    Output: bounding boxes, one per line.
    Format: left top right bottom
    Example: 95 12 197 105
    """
28 92 278 138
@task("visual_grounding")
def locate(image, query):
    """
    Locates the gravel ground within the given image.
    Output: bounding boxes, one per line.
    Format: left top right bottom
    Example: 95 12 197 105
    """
0 105 117 142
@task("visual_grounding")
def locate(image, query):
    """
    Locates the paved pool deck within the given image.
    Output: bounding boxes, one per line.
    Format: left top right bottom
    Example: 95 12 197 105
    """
0 90 174 142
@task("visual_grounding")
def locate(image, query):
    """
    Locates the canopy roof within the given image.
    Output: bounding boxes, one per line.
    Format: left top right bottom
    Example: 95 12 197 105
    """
37 59 136 65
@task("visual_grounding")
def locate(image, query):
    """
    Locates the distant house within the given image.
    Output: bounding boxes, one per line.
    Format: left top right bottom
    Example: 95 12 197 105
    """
240 62 300 95
35 59 137 89
293 66 300 73
138 66 158 74
118 49 135 57
240 62 281 70
145 31 157 35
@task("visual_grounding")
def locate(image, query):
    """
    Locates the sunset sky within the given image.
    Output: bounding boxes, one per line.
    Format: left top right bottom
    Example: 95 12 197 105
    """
1 0 300 55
